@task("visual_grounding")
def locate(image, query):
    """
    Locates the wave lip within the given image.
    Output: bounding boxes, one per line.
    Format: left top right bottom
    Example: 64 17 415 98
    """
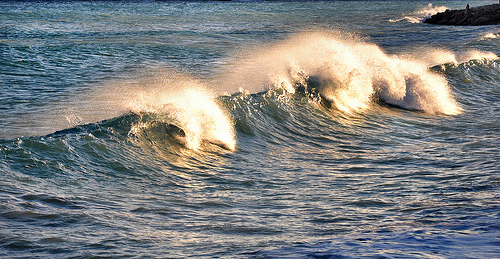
111 71 237 152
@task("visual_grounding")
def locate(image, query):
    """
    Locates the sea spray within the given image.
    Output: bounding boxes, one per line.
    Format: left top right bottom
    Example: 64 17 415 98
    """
219 32 463 115
96 69 236 151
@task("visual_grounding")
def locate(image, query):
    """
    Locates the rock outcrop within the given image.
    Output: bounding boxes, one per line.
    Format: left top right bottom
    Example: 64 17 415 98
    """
424 4 500 25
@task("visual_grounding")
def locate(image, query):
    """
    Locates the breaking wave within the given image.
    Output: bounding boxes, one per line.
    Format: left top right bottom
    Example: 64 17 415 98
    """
13 31 499 153
93 70 237 151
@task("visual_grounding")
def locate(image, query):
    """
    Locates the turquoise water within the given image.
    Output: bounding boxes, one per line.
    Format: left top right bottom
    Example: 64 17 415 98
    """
1 1 499 258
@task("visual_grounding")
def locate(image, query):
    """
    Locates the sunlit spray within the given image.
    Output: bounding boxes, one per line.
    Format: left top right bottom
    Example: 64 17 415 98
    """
94 69 236 151
219 31 463 115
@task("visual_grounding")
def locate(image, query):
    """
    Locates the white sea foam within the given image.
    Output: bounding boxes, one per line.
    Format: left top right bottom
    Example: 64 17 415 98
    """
220 32 463 115
483 32 499 39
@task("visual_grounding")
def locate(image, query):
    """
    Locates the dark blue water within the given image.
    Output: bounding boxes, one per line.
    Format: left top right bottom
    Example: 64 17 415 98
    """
1 1 499 258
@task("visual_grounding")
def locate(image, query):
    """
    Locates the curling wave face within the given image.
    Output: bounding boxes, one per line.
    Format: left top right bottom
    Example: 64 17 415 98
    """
98 70 237 152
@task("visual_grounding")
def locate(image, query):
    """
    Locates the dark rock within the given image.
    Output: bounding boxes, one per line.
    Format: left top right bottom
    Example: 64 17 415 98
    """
424 4 500 26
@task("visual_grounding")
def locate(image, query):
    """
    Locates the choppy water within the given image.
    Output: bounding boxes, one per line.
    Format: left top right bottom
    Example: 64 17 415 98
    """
1 1 499 258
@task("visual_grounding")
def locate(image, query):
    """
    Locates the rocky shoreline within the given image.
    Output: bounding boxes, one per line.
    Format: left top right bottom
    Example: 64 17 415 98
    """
424 4 500 26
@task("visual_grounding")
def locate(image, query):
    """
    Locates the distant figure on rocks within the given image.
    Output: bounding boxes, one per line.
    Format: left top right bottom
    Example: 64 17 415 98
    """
424 3 500 25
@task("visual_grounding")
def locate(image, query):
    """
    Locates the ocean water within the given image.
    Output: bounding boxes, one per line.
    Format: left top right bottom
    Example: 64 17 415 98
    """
1 0 499 258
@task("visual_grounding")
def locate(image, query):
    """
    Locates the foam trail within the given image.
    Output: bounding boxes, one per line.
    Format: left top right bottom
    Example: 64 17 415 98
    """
220 32 462 115
402 48 499 67
456 50 499 63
